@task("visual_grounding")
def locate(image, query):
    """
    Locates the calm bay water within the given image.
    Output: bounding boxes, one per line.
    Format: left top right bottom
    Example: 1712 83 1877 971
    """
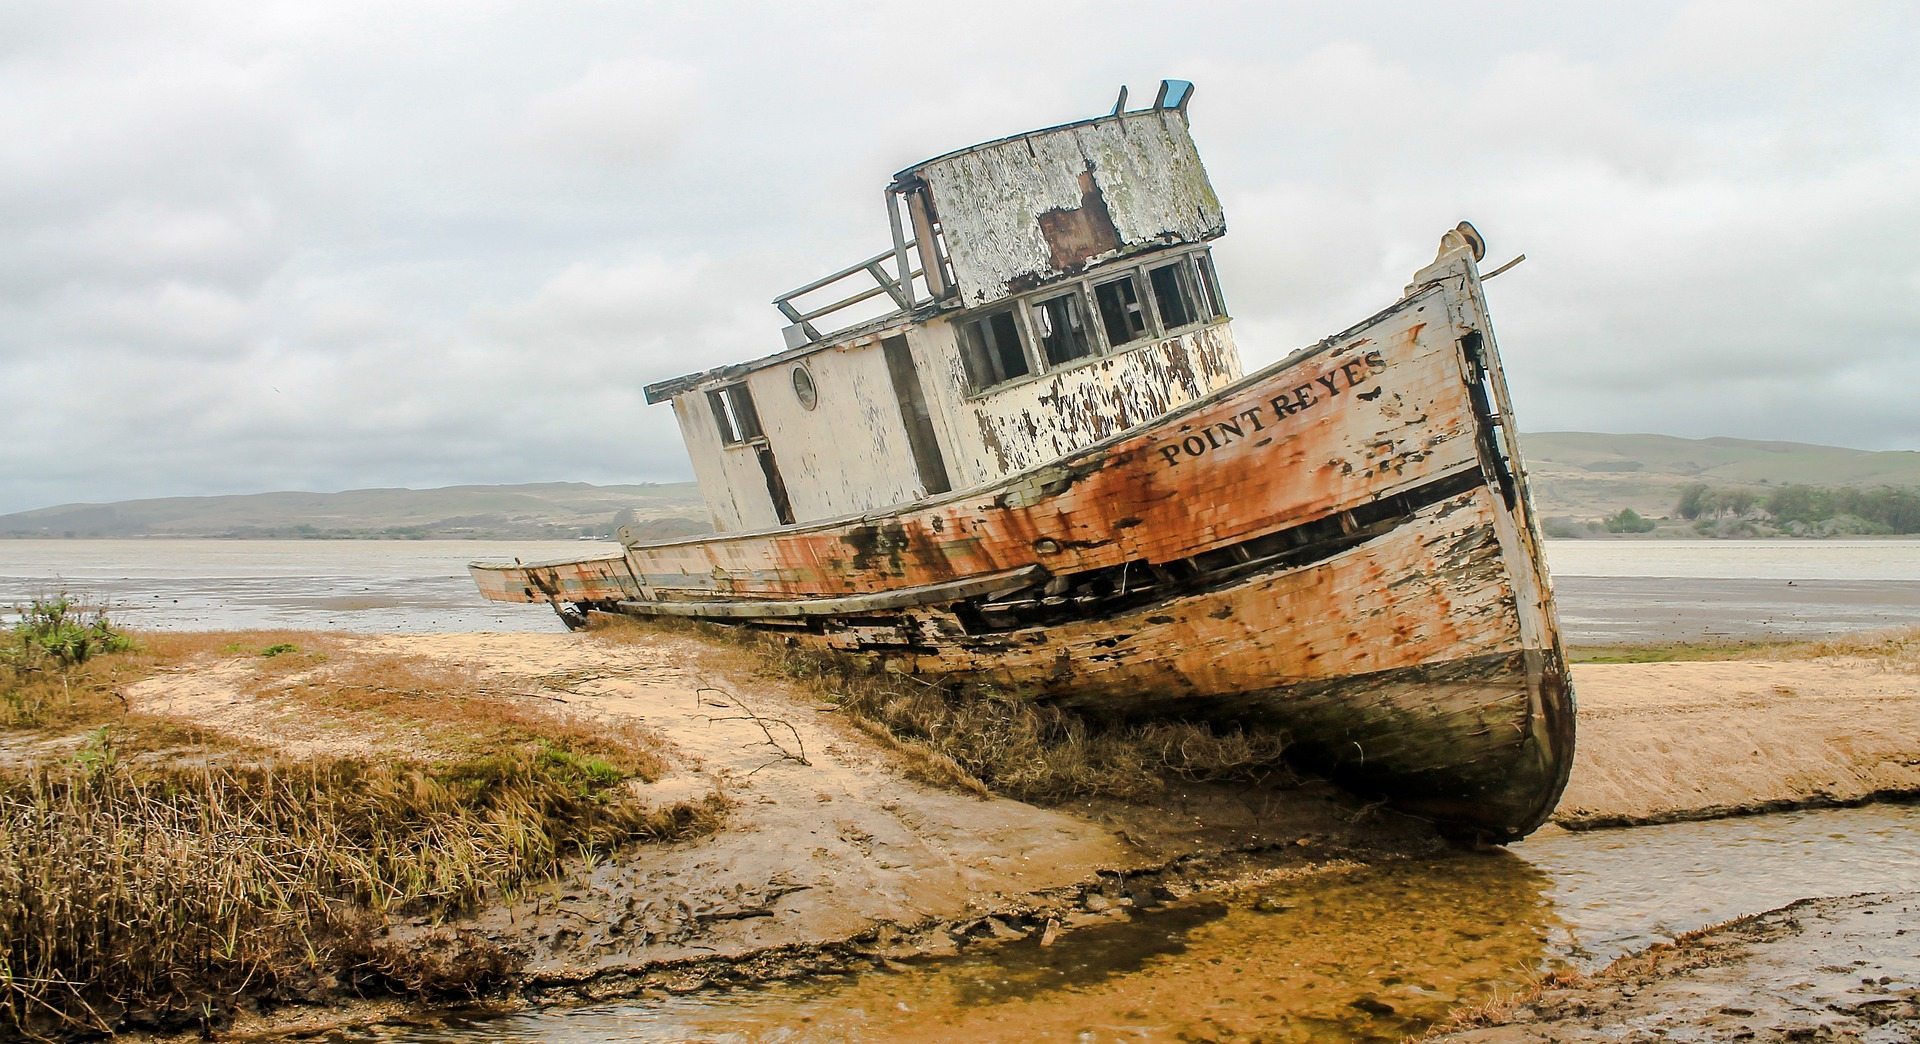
3 538 1918 642
0 539 620 633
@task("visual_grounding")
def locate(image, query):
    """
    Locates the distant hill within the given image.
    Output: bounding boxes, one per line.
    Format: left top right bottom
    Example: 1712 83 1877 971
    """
4 434 1916 539
0 482 712 540
1521 432 1920 522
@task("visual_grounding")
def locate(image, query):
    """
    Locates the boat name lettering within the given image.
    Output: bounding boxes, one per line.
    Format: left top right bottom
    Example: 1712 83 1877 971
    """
1156 351 1387 467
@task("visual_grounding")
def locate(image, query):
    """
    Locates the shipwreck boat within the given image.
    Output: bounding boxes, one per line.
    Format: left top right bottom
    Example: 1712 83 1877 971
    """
472 82 1575 842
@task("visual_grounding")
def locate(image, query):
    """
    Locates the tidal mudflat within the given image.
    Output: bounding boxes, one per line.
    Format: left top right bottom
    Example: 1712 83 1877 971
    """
34 622 1906 1042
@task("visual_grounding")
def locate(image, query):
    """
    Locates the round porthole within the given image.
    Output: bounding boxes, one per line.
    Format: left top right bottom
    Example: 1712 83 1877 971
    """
791 365 818 410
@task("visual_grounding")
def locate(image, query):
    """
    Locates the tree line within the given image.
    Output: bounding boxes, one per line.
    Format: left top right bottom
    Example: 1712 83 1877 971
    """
1675 483 1920 534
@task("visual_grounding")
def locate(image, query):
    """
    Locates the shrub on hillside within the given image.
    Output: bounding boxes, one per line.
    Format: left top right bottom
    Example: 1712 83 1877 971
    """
1603 508 1657 534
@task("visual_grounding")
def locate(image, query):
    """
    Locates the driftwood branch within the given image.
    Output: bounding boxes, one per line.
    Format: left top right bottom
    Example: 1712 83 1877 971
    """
697 685 810 767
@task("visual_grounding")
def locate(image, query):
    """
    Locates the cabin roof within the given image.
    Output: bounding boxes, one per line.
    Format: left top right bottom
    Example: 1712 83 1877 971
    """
642 81 1202 406
641 307 925 404
891 80 1193 183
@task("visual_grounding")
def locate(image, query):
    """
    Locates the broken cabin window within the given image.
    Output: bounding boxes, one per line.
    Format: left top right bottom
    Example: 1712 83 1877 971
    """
707 383 762 445
1030 290 1093 367
1193 252 1227 319
1093 274 1150 350
959 306 1031 390
1148 259 1200 331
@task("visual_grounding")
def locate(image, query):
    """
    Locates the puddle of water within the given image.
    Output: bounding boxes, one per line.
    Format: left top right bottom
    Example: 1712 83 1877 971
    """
337 804 1920 1043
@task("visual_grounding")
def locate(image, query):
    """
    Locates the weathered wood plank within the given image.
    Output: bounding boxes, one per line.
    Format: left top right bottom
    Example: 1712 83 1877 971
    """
611 565 1044 620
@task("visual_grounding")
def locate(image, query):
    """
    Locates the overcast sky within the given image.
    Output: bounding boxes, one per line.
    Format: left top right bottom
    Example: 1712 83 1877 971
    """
2 1 1915 513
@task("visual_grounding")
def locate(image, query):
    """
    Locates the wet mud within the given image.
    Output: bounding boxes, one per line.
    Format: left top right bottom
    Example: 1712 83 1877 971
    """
1428 891 1920 1042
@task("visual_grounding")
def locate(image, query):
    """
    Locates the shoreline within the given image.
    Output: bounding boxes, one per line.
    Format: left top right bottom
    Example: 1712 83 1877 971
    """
17 625 1920 1040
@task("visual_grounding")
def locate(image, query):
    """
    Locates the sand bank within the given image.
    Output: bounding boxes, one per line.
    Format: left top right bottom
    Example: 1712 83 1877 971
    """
1556 656 1920 828
125 629 1430 995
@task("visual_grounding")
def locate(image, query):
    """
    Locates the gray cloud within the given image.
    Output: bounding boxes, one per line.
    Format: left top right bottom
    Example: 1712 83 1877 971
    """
2 0 1916 513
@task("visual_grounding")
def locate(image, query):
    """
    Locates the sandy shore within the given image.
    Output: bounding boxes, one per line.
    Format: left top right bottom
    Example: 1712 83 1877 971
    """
126 629 1439 995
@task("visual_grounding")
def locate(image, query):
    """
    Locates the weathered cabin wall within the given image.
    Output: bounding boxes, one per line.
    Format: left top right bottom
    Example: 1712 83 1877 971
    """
918 110 1224 307
671 395 776 533
746 339 927 523
676 338 932 532
906 317 1244 487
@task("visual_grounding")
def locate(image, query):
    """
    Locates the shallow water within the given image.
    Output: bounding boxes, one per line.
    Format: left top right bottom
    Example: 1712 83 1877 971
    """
332 804 1920 1043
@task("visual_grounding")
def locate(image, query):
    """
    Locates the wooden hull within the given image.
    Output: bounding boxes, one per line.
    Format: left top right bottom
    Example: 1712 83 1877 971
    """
472 254 1574 841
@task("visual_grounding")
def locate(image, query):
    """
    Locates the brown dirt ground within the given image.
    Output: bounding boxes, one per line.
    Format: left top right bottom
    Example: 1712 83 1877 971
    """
119 629 1421 989
111 629 1920 1027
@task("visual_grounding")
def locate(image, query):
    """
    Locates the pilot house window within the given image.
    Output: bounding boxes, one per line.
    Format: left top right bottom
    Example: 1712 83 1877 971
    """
707 383 762 445
1030 290 1092 366
959 307 1030 390
1094 275 1150 349
1193 252 1227 320
1147 260 1199 330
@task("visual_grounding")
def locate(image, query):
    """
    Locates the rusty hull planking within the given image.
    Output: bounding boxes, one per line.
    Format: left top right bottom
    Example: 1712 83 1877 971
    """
469 554 641 606
829 485 1567 837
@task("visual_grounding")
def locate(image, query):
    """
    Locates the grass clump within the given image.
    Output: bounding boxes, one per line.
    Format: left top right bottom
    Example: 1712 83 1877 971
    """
593 617 1294 804
0 614 725 1037
832 677 1295 803
0 737 724 1038
5 595 134 669
1 595 144 729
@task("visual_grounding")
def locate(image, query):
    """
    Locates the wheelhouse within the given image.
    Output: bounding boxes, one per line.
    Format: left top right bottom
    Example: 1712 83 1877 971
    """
643 81 1243 533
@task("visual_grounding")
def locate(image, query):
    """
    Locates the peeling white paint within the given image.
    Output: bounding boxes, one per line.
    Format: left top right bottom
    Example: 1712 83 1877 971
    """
673 107 1234 531
920 110 1223 306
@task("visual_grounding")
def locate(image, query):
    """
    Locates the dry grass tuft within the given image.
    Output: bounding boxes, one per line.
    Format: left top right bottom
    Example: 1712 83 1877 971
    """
274 651 673 778
1772 626 1920 669
0 604 724 1038
1411 968 1590 1039
590 616 1296 804
831 677 1296 804
0 745 724 1038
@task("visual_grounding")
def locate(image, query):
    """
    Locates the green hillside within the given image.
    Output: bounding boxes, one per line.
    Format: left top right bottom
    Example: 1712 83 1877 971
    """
1520 432 1920 523
0 482 711 540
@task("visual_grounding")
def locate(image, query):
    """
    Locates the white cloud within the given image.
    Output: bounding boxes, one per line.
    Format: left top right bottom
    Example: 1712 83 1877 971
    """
519 58 703 170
